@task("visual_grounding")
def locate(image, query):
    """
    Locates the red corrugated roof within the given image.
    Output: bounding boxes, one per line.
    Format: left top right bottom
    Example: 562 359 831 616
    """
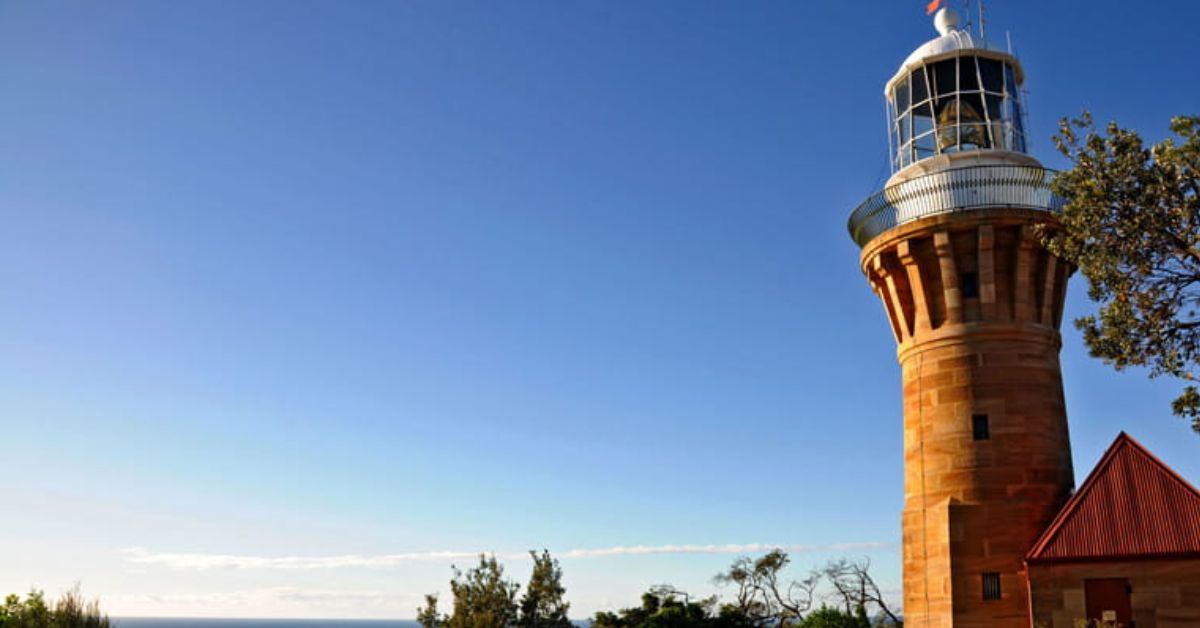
1026 432 1200 563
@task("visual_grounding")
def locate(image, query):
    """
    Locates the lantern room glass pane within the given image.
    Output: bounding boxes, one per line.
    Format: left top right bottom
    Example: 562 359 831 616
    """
932 58 957 96
911 68 929 104
959 92 989 148
979 58 1004 93
959 57 980 92
933 95 957 150
984 93 1003 149
1008 99 1025 133
985 94 1003 120
1005 123 1026 153
1013 111 1026 150
891 56 1030 171
913 102 934 136
914 133 936 159
934 95 957 124
989 121 1005 149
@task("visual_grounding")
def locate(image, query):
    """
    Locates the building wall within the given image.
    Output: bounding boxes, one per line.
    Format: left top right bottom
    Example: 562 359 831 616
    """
860 208 1075 628
1029 559 1200 627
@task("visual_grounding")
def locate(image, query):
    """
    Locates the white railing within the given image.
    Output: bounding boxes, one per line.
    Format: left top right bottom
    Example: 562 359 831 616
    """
847 165 1063 247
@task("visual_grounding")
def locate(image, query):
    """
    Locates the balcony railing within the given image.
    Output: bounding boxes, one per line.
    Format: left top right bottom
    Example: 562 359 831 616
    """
847 164 1064 247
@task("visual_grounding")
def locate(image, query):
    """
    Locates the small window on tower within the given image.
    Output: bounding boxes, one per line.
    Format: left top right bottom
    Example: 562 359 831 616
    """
961 272 979 298
973 414 990 441
982 572 1002 601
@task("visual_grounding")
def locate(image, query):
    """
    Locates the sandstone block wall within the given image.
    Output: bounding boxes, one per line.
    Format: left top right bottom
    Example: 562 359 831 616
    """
1029 559 1200 628
860 208 1075 628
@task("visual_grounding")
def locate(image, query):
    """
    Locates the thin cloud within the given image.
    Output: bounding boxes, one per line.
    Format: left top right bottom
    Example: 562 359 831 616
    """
561 542 889 558
122 542 893 571
104 587 408 617
122 547 485 570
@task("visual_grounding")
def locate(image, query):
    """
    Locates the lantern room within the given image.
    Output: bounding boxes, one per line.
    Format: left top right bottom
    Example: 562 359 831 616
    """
886 8 1028 171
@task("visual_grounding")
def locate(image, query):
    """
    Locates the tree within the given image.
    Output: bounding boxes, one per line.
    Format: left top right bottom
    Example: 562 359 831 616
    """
0 591 49 628
419 552 570 628
1044 112 1200 433
0 587 110 628
518 550 571 628
417 594 446 628
795 606 869 628
712 550 817 627
590 578 885 628
591 586 719 628
713 552 899 627
820 559 900 627
446 554 521 628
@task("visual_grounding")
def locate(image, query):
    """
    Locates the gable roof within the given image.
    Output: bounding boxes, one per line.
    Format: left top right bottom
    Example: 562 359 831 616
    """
1027 432 1200 563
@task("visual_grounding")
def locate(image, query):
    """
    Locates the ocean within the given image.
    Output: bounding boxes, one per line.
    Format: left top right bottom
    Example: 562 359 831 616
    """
115 620 422 628
115 619 588 628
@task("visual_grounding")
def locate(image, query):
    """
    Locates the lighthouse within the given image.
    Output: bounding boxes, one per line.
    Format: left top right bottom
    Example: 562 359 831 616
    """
847 8 1075 627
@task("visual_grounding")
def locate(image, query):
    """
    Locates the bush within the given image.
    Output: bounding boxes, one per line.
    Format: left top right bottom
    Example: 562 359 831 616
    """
0 587 110 628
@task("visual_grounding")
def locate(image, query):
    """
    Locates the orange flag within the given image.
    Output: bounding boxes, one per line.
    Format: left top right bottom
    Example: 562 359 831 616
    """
926 0 943 15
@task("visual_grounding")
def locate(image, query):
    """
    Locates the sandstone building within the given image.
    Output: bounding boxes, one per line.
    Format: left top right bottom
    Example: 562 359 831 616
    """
845 8 1200 627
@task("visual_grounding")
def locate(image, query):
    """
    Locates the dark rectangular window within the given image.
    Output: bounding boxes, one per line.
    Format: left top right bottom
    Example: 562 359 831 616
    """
972 414 990 441
961 272 979 298
982 572 1001 601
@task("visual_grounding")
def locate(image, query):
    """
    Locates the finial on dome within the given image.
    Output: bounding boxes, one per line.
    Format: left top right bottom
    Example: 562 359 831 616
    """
934 7 961 36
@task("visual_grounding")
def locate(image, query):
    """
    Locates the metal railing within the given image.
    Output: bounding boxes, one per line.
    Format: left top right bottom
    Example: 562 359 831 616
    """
847 164 1064 247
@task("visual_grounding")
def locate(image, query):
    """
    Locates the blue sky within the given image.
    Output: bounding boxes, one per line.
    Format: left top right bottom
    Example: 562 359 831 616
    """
2 0 1198 619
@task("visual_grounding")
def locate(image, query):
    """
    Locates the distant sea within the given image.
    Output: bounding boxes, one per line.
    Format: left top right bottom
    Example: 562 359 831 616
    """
115 619 588 628
115 619 421 628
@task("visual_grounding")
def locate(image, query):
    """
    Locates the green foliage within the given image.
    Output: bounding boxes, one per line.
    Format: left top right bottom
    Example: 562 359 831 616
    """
712 550 814 626
590 587 720 628
712 554 900 628
446 555 521 628
418 551 901 628
0 587 109 628
590 588 882 628
594 552 900 628
1046 112 1200 432
818 559 899 627
518 551 571 628
417 594 446 628
794 606 869 628
420 553 566 628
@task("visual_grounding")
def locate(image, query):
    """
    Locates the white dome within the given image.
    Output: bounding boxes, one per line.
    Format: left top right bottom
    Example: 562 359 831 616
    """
933 7 961 35
902 30 1009 69
884 15 1022 97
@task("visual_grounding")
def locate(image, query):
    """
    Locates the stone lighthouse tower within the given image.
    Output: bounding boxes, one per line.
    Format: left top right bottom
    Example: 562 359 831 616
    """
847 8 1075 627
